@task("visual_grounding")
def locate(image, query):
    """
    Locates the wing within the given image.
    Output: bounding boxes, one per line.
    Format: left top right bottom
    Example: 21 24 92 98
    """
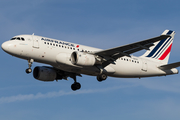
94 34 170 68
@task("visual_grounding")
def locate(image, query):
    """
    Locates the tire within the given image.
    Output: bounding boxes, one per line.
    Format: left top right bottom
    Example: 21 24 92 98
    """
97 74 107 82
71 82 81 91
26 68 32 74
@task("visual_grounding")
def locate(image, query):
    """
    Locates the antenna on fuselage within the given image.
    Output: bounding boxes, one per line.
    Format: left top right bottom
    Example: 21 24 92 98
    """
32 33 34 35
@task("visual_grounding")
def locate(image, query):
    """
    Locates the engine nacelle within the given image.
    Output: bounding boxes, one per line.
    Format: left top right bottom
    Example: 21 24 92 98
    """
33 66 57 81
71 51 97 66
56 52 71 65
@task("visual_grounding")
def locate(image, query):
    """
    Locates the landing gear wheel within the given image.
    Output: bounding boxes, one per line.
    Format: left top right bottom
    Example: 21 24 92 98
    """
26 68 32 74
97 74 107 82
71 82 81 91
25 59 34 74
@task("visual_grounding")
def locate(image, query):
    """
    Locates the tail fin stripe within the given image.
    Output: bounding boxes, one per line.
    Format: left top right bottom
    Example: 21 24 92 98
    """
152 37 172 58
154 38 173 59
146 38 166 57
159 44 172 60
167 31 173 35
141 30 175 64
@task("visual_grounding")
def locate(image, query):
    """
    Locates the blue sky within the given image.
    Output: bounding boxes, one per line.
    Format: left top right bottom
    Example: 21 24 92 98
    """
1 0 180 120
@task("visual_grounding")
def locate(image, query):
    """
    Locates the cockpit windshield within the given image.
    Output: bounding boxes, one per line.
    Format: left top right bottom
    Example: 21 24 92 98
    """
11 37 25 41
10 38 16 40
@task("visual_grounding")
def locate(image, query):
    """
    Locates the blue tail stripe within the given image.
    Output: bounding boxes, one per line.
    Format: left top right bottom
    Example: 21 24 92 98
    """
152 37 171 58
146 38 166 57
167 30 173 35
156 39 172 59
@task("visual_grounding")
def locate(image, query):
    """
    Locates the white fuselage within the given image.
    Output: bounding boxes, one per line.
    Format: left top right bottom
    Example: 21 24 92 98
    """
2 34 178 78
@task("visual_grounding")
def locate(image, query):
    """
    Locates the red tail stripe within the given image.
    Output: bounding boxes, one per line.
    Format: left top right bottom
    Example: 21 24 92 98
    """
159 44 172 60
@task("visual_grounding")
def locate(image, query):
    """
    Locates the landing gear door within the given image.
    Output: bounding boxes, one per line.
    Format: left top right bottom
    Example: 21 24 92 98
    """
32 35 39 48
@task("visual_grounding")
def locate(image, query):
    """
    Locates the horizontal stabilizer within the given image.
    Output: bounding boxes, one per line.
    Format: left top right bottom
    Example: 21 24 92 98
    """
158 62 180 70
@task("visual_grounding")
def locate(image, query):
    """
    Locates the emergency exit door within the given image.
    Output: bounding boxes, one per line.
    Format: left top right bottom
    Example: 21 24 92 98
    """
32 36 39 48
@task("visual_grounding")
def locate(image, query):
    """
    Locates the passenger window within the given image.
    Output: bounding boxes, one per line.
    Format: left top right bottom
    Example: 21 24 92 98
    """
17 37 20 40
21 38 25 41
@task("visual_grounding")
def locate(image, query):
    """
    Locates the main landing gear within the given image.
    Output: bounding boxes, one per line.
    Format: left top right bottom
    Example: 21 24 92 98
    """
96 66 107 82
70 74 81 91
26 59 34 74
70 73 107 91
71 82 81 91
97 73 107 82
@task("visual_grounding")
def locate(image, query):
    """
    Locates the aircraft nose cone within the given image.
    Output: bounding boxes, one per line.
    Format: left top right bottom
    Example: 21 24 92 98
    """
1 41 14 53
1 41 9 52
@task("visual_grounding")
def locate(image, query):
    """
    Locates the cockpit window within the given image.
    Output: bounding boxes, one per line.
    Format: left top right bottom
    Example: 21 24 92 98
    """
10 37 25 41
10 38 16 40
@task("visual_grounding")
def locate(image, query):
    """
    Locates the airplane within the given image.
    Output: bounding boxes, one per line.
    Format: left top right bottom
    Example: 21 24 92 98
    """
2 30 180 91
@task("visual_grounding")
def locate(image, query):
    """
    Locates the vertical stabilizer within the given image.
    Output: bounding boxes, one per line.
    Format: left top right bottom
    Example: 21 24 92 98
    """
141 30 175 64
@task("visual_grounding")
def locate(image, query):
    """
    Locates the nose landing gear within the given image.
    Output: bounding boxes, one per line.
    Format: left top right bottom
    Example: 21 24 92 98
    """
26 68 32 73
26 59 34 74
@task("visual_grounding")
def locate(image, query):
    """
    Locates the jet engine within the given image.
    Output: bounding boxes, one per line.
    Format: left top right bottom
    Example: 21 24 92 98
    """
33 66 57 81
56 53 71 65
71 51 98 66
